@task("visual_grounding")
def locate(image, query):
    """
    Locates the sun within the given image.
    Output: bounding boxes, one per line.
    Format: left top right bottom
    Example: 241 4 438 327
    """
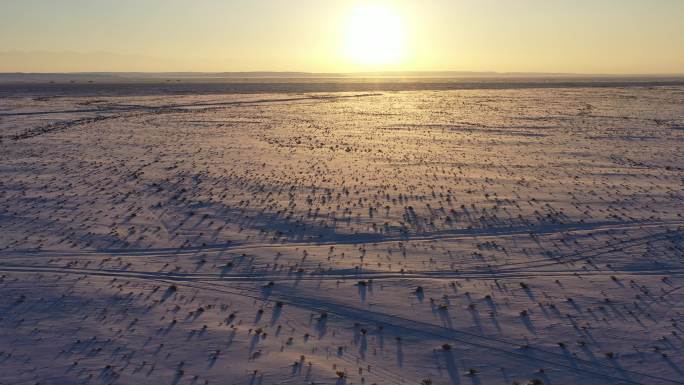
343 4 407 67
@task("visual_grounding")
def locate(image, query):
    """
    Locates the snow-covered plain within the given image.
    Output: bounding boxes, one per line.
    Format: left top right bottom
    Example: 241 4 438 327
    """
1 84 684 385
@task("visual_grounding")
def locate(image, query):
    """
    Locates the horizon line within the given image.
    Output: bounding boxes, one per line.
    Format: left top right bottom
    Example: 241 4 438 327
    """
2 70 684 78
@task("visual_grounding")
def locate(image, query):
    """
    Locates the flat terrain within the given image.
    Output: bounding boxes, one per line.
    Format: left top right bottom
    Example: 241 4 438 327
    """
1 83 684 385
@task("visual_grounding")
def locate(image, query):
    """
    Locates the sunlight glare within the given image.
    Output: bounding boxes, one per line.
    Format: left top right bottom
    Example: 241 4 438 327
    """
344 4 406 67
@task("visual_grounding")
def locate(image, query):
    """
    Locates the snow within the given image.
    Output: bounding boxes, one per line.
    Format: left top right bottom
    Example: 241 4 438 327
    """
0 84 683 385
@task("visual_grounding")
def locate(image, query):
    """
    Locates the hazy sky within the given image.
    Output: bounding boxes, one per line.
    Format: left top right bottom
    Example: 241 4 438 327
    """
1 0 683 74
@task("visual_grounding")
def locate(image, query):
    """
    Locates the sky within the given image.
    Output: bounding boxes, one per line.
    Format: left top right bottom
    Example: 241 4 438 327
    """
1 0 683 74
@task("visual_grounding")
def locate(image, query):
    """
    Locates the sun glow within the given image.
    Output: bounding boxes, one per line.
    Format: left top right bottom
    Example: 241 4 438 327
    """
343 4 407 67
